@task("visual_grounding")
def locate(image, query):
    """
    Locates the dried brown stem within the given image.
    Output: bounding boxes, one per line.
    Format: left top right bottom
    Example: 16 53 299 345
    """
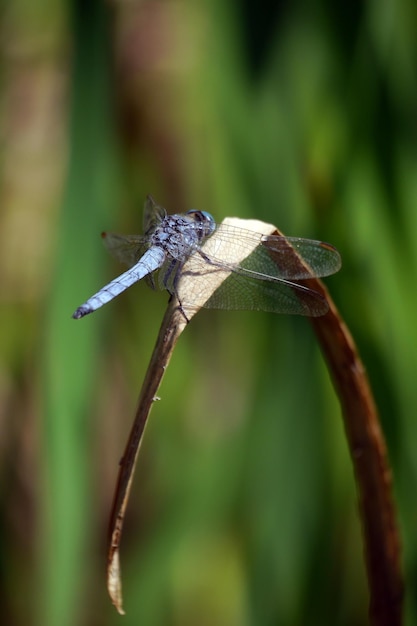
309 288 403 625
107 299 187 613
271 223 404 626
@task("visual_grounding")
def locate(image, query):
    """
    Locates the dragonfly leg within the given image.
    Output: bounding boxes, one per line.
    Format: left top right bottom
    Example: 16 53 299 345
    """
176 298 190 324
161 259 191 324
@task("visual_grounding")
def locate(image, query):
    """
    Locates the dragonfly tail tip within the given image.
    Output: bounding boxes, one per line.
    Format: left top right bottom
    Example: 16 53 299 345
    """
72 306 91 319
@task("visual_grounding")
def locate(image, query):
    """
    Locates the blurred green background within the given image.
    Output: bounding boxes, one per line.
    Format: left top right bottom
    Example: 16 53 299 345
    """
1 0 416 624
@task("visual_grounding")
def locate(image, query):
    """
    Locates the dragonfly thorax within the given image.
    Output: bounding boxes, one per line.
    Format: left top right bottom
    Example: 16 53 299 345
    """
150 211 215 260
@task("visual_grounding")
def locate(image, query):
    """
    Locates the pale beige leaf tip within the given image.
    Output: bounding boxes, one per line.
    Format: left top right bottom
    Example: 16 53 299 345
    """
108 550 125 615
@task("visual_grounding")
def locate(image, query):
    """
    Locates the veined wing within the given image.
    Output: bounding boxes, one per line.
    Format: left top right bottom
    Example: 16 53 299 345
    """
176 222 341 316
260 235 340 279
198 267 327 315
101 232 149 268
178 253 328 316
203 222 341 280
143 194 167 234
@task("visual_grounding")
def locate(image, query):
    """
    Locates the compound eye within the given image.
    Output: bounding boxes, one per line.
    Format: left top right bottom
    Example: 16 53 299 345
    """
200 211 215 224
185 209 216 237
186 209 215 224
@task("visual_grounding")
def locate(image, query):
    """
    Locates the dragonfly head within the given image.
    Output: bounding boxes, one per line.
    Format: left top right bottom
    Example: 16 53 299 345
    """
185 210 216 241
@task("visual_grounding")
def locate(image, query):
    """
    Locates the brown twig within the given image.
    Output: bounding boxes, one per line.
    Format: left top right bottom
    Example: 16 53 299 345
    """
310 287 403 625
107 299 187 613
270 225 403 626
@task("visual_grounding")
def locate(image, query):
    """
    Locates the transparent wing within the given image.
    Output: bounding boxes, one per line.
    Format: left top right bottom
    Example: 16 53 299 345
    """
205 271 327 315
260 236 340 279
143 195 167 234
176 222 341 316
101 196 167 268
101 232 149 268
178 254 328 316
203 222 341 280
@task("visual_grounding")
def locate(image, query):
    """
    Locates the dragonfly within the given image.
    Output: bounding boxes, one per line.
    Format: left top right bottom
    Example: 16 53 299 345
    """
72 195 341 320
